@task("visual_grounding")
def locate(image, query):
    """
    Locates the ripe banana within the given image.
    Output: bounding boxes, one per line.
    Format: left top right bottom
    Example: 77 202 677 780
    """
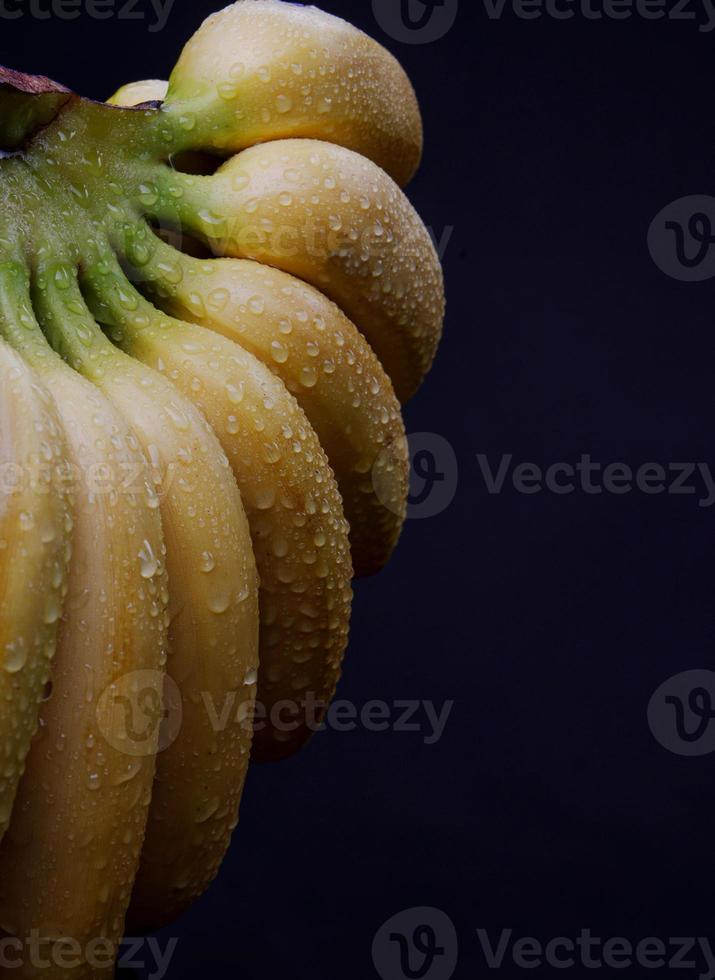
112 0 423 186
108 79 168 108
81 253 353 764
0 262 168 976
0 337 71 844
120 225 409 576
146 139 444 403
32 262 260 931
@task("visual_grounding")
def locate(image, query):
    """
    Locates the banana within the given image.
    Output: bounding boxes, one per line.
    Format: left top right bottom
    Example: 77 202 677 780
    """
82 256 353 764
124 228 409 576
108 79 167 107
33 265 260 931
114 0 423 186
148 139 444 402
0 336 71 843
0 264 168 977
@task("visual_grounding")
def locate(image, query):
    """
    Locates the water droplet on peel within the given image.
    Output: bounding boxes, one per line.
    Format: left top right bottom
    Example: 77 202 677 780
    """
231 171 250 192
225 382 244 404
54 267 71 291
262 441 283 464
299 366 318 388
270 340 289 364
208 590 231 615
43 594 61 625
217 81 239 101
254 487 276 510
207 288 230 312
139 539 158 579
3 641 27 674
195 796 220 824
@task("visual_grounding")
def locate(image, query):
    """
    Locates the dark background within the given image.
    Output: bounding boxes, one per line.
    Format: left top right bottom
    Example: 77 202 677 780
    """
3 0 715 977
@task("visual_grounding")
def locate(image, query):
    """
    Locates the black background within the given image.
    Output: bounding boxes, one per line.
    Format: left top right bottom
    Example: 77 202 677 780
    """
3 0 715 977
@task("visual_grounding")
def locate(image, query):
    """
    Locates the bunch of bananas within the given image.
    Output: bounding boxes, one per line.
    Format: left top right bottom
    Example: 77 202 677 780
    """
0 1 444 975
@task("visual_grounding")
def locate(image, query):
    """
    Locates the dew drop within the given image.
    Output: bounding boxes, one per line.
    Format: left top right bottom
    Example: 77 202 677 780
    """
3 641 27 674
200 551 216 573
299 366 318 388
139 539 158 579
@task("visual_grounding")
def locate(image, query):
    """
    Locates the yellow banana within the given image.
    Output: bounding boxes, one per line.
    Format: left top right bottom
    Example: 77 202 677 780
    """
82 258 353 764
112 0 423 186
126 231 409 576
33 266 260 932
0 337 71 843
108 79 167 107
149 139 444 402
0 264 168 978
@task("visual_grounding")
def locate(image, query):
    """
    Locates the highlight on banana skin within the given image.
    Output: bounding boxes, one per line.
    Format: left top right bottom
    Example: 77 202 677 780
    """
0 0 444 973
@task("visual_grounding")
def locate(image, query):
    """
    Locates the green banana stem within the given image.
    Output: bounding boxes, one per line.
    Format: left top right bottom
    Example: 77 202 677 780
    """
111 216 200 304
0 261 64 377
132 165 217 244
79 245 183 359
30 262 126 383
159 91 233 158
